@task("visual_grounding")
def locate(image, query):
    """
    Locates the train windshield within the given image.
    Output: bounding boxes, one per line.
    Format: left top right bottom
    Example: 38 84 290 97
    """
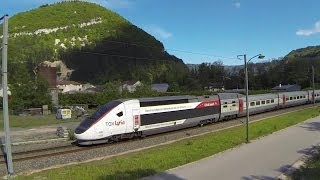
75 101 122 134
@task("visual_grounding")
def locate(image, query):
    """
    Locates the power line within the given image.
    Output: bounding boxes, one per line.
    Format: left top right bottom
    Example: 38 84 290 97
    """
79 51 180 63
165 49 237 60
99 39 238 61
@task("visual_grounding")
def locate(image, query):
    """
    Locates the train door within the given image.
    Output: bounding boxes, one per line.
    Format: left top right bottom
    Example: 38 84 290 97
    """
239 98 244 113
124 100 140 133
312 92 315 103
282 94 286 108
132 109 140 131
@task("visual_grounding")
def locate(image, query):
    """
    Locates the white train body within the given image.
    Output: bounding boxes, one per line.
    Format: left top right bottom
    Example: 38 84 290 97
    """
75 91 320 145
75 96 221 144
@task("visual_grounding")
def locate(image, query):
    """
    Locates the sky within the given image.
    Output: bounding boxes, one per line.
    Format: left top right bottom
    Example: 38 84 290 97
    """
1 0 320 65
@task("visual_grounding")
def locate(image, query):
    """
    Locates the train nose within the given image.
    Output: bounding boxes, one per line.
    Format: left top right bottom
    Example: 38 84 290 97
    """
74 129 93 140
75 125 87 134
75 126 92 140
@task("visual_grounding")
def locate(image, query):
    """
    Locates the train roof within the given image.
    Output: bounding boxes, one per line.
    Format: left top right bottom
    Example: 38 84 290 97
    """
218 93 242 99
247 93 278 101
138 95 196 102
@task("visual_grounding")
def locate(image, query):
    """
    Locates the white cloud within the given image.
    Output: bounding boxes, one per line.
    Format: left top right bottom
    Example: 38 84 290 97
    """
296 20 320 36
88 0 133 9
144 25 173 39
232 2 241 8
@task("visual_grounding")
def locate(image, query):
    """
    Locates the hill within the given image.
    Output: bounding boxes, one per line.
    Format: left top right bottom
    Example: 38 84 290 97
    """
1 1 188 85
285 45 320 59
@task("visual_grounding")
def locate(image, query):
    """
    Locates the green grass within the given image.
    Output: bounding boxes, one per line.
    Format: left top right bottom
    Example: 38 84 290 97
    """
290 147 320 180
17 107 320 180
0 113 82 129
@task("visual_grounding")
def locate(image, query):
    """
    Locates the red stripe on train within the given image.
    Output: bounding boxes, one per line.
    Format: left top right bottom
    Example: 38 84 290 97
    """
196 100 220 108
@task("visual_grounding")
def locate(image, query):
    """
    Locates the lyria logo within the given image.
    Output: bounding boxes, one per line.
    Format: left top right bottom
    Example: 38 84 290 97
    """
106 120 125 126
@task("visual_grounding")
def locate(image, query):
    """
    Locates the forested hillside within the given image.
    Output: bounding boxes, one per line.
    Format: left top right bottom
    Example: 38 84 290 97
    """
188 45 320 91
0 1 188 111
285 45 320 59
1 1 187 85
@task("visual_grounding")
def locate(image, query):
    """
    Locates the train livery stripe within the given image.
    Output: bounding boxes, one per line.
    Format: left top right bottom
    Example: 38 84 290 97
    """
140 106 220 126
195 100 220 108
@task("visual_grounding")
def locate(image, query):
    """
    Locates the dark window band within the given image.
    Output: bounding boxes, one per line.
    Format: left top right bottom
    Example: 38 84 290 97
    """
141 106 220 126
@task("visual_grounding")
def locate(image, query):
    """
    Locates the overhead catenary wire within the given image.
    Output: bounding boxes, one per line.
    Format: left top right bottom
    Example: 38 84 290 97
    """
99 39 238 61
78 51 180 63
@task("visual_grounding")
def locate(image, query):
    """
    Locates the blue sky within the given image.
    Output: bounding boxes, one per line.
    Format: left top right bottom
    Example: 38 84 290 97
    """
1 0 320 65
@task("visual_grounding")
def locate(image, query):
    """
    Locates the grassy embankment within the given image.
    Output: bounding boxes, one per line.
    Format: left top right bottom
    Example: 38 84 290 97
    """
290 147 320 179
0 112 82 129
17 106 320 179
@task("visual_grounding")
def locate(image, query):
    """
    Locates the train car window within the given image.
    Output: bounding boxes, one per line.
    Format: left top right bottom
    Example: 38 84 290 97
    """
261 101 266 105
250 102 255 106
223 105 228 108
286 97 289 101
117 111 123 117
297 96 300 99
140 99 189 107
256 101 260 105
224 102 228 104
232 104 236 107
266 100 270 104
294 97 297 100
271 99 274 103
232 101 236 104
290 97 293 100
301 96 303 99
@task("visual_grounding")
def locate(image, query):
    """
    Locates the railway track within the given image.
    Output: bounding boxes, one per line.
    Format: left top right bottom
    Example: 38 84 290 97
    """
0 103 317 165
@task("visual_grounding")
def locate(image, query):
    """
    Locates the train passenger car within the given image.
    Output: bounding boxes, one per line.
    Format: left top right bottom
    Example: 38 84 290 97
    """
314 90 320 102
279 91 309 108
239 94 279 117
139 95 220 136
75 95 222 145
309 90 320 103
218 93 240 120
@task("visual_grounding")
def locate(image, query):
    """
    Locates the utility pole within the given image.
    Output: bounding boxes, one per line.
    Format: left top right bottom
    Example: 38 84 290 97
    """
244 55 249 143
1 14 14 176
237 54 264 144
312 65 315 105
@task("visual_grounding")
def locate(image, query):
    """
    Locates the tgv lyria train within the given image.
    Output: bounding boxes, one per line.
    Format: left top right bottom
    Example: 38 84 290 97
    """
75 90 320 145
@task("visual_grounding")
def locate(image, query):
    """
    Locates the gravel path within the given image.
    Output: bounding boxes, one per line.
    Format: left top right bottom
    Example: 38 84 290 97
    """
0 121 79 143
0 104 316 177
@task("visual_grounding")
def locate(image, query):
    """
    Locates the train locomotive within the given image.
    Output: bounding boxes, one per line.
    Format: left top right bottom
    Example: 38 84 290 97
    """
75 90 320 145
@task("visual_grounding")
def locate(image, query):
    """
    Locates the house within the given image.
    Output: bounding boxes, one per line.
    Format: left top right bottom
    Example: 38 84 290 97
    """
121 81 142 93
151 83 169 92
81 83 98 93
57 80 83 93
224 89 245 93
272 84 301 91
204 83 224 92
